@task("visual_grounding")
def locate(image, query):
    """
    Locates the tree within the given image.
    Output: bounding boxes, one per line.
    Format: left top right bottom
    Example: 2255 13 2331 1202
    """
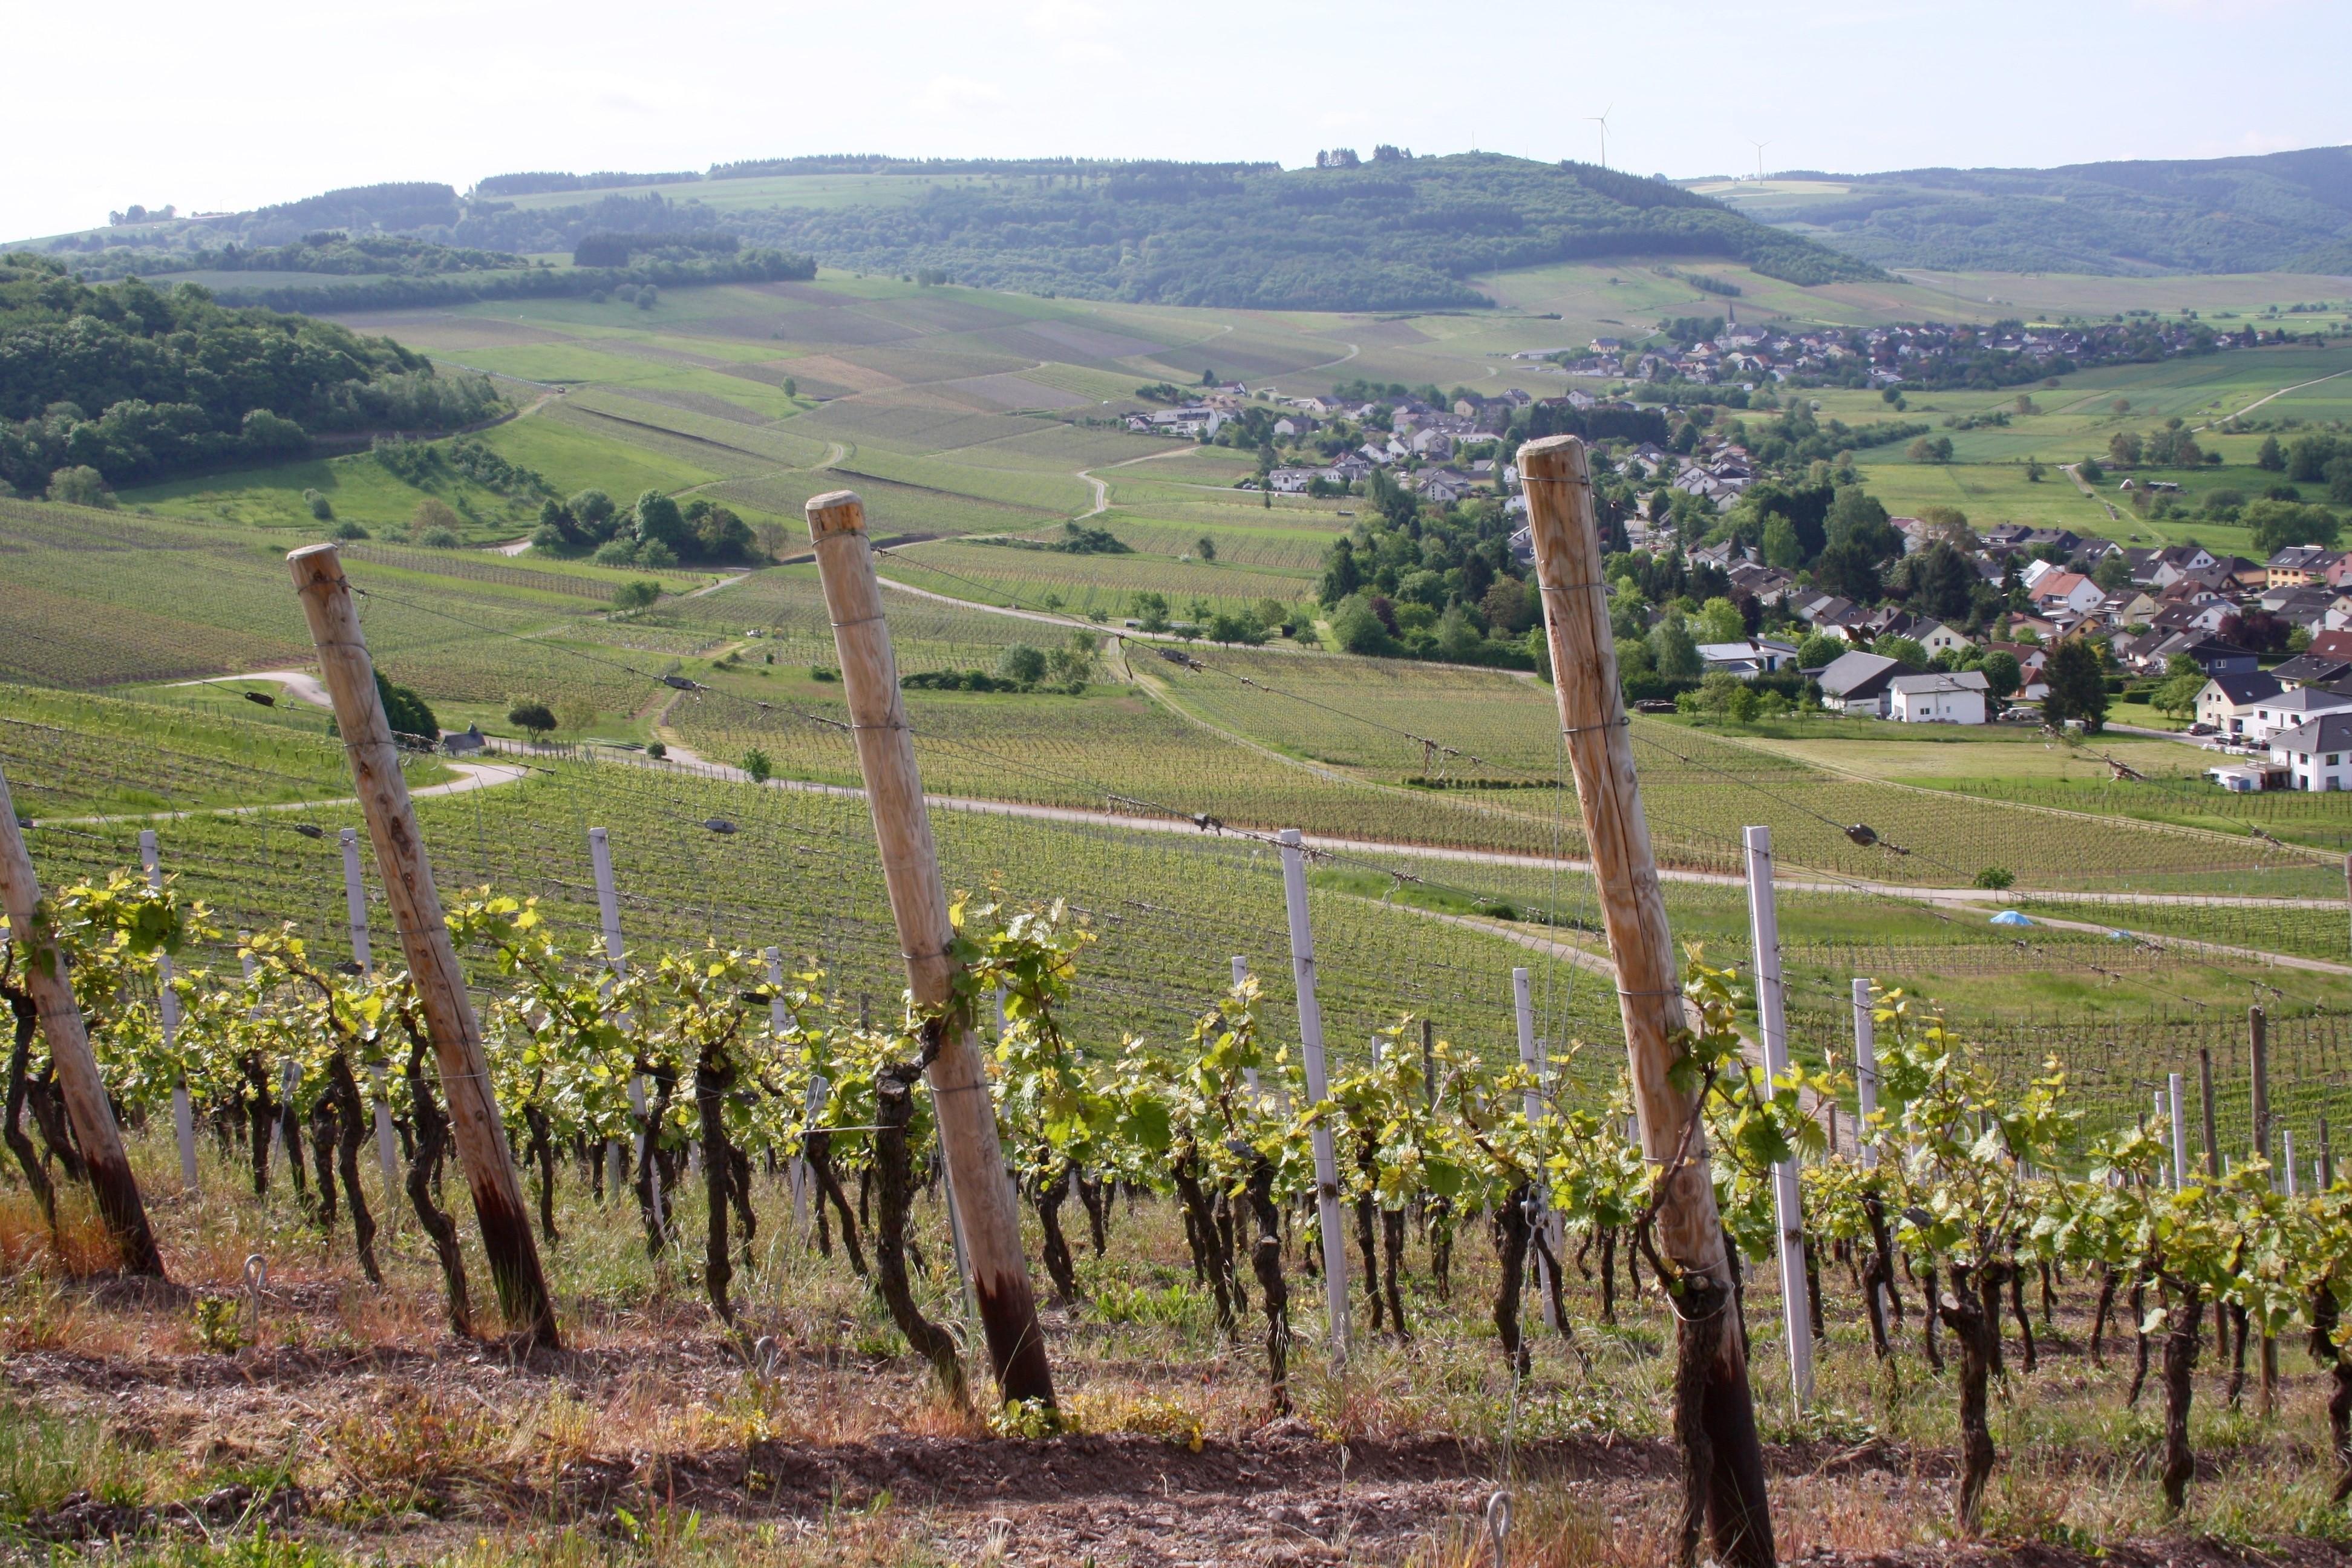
1331 593 1396 655
2042 639 2107 731
507 699 557 737
996 645 1048 685
1876 635 1929 668
2256 434 2286 472
2108 431 2143 467
635 490 688 552
376 672 439 742
741 748 773 783
1907 436 1954 463
2078 457 2105 484
1480 575 1536 635
2091 554 2133 592
2025 456 2045 483
410 497 462 542
1649 612 1703 680
612 580 661 612
1318 538 1363 605
1908 541 1976 622
45 465 116 508
1814 538 1884 603
2243 498 2341 555
569 489 618 538
1760 515 1803 569
1131 592 1171 633
1696 596 1746 645
1824 488 1899 558
1195 535 1217 561
1979 650 2021 701
1797 632 1844 668
2152 654 2206 720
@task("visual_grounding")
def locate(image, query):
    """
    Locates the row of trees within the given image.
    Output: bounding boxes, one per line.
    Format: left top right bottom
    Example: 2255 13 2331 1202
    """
14 876 2351 1535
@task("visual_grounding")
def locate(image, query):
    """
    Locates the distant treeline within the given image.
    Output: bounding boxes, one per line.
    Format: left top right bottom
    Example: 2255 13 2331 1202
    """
82 247 815 315
0 255 498 494
704 155 1280 180
571 230 739 266
70 233 532 282
723 153 1875 310
475 171 702 197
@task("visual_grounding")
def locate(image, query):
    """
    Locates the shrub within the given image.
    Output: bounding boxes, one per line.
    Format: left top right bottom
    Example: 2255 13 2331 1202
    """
416 526 460 548
1974 867 2015 890
304 488 333 520
612 580 661 611
996 645 1048 684
645 740 667 759
592 539 637 566
328 518 370 541
742 748 773 783
46 465 116 508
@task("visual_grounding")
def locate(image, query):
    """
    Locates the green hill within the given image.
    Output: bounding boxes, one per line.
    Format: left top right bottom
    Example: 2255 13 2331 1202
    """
22 154 1875 316
1709 145 2352 275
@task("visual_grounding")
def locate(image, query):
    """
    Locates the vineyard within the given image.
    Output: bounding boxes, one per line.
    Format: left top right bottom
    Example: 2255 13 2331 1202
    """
5 549 2352 1567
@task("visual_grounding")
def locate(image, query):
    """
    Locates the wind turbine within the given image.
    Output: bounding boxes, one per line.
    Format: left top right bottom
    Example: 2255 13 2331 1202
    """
1587 105 1613 170
1748 139 1771 180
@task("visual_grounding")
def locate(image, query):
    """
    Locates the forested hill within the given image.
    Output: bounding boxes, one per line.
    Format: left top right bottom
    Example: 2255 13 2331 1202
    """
34 155 1875 315
0 254 498 495
1723 145 2352 275
701 154 1879 309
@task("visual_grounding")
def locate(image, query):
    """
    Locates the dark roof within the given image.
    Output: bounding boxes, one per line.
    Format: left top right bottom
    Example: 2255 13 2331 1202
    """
2204 671 2284 705
2272 653 2352 687
2271 711 2352 753
1818 650 1919 699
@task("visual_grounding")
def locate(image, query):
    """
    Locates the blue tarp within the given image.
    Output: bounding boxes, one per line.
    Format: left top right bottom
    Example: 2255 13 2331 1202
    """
1988 910 2034 927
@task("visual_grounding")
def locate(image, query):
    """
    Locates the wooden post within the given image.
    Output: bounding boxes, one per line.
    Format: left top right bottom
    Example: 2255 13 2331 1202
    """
2249 1004 2276 1412
1232 955 1261 1097
1744 826 1813 1409
286 543 557 1347
0 765 168 1277
1513 966 1560 1329
1521 433 1772 1567
1851 979 1879 1171
140 830 200 1192
2167 1071 2187 1189
805 490 1054 1408
1279 828 1353 1360
341 828 402 1214
589 827 657 1231
2250 1006 2270 1161
2199 1047 2220 1180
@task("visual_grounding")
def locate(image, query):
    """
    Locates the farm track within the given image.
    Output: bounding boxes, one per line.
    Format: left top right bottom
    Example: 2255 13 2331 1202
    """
48 760 531 828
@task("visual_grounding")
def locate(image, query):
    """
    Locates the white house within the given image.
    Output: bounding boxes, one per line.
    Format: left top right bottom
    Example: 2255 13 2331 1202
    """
1697 638 1802 676
1886 670 1990 725
2243 684 2352 744
2196 672 2283 739
1266 467 1319 494
1817 651 1914 716
1911 619 1975 658
2269 711 2352 791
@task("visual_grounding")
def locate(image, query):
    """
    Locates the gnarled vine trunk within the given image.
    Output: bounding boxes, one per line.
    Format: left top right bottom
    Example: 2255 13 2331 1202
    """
1491 1182 1532 1376
1244 1155 1291 1413
1937 1266 1999 1535
872 1060 964 1404
403 1031 472 1338
2161 1282 2204 1515
2 990 56 1228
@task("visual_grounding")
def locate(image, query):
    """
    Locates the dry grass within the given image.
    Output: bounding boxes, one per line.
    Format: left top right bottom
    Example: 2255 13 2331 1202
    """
1 1131 2349 1565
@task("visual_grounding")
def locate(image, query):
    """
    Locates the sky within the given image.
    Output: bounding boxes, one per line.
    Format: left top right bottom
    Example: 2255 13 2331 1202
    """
7 0 2348 241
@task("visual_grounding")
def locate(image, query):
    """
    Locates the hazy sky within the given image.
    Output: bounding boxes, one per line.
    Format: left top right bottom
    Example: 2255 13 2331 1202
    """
9 0 2347 240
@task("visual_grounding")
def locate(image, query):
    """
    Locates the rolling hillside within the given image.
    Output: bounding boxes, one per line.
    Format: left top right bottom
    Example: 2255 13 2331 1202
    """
1700 145 2352 275
23 154 1877 315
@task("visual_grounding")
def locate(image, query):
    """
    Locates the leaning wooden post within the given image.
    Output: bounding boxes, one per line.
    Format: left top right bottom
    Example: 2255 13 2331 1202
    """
0 765 169 1277
340 828 402 1216
804 490 1055 1410
1279 828 1353 1360
1744 825 1813 1410
140 830 200 1192
286 543 558 1348
2198 1047 2220 1180
1521 433 1774 1568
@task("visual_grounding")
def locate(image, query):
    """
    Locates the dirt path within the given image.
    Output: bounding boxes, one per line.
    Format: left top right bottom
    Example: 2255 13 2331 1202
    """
51 760 532 828
169 670 333 708
2059 462 2123 521
2195 362 2352 431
